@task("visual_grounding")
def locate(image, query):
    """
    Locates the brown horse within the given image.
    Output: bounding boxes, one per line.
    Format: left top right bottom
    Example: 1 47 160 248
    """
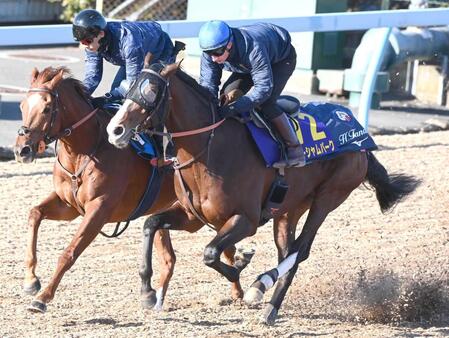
106 61 420 325
14 66 179 313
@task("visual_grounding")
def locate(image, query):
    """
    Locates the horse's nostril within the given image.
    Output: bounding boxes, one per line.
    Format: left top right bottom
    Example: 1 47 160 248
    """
20 146 32 157
113 126 124 136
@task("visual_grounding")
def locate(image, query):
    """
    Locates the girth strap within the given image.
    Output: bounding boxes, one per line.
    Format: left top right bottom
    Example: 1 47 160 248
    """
174 166 214 230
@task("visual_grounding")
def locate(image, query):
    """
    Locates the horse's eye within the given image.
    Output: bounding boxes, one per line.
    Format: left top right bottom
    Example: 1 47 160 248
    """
43 106 51 114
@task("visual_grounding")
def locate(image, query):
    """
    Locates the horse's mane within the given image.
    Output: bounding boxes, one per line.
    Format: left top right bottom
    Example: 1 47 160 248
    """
36 66 91 102
173 67 216 103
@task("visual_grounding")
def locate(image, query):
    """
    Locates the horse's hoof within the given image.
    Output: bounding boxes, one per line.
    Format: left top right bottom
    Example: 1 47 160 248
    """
153 303 163 311
234 249 255 271
23 279 41 295
260 303 278 326
27 300 47 313
243 286 264 305
141 291 157 310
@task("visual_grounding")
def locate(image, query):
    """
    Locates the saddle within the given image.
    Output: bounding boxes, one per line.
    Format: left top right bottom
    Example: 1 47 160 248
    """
249 95 300 144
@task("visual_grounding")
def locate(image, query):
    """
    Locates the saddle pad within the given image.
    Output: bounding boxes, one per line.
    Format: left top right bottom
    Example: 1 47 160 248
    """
127 133 163 220
245 102 378 167
130 132 157 160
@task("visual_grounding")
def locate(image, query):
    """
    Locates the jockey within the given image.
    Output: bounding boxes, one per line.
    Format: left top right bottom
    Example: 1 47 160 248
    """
198 20 305 168
72 9 174 108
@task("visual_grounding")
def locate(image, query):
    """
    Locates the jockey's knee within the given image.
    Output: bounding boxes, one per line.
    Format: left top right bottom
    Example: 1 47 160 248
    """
261 101 282 121
203 245 220 266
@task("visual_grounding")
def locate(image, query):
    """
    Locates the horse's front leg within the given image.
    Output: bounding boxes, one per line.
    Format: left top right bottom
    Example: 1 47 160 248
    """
140 202 199 310
203 214 257 283
147 229 175 311
222 245 256 300
24 192 78 295
28 199 110 313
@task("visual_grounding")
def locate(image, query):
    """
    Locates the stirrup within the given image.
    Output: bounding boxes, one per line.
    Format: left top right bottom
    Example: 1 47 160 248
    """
273 145 306 169
272 159 289 169
289 144 305 167
288 157 306 168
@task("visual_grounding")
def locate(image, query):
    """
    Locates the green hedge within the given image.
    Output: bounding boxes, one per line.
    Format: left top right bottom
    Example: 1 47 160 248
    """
48 0 96 22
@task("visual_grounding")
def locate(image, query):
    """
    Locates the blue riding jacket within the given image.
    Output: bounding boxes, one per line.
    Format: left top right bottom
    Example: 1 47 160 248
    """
84 21 174 98
199 23 293 113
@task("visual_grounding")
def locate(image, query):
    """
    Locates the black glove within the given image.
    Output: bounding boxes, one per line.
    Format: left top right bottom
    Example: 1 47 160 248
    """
218 104 237 119
91 93 122 109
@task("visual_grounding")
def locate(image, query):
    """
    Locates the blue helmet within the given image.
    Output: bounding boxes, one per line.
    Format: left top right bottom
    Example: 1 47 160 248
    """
198 20 231 51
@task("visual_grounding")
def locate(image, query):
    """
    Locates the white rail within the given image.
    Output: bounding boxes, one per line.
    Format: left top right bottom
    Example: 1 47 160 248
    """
0 8 448 47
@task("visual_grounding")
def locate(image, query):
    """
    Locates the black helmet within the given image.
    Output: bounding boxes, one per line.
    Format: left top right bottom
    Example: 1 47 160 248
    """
72 9 107 41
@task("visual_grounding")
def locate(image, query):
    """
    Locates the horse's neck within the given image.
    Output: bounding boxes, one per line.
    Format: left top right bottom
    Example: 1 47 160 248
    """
167 76 216 154
58 85 102 156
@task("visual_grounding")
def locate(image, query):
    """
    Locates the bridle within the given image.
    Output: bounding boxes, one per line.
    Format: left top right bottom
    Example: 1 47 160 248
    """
127 65 225 142
127 67 170 133
18 87 98 145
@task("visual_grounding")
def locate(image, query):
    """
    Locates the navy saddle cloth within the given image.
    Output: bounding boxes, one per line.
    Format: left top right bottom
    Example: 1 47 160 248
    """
244 97 378 167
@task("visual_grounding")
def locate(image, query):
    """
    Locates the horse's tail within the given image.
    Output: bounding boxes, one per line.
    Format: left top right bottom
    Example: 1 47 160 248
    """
365 151 421 213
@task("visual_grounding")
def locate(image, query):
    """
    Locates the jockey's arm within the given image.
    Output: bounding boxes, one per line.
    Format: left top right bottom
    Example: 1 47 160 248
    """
84 50 104 95
227 48 274 114
111 33 145 99
199 52 222 99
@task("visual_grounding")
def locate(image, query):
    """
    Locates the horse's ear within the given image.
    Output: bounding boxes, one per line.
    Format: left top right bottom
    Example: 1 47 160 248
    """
30 67 39 84
160 61 182 78
144 52 153 68
48 69 65 89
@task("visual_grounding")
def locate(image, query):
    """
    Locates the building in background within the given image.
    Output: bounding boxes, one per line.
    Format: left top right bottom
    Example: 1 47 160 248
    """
0 0 62 24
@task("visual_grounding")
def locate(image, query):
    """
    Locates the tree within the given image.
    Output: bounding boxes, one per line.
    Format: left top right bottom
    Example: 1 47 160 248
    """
48 0 96 22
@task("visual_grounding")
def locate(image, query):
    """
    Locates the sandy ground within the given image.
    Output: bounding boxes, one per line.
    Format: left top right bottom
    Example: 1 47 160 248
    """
0 131 448 337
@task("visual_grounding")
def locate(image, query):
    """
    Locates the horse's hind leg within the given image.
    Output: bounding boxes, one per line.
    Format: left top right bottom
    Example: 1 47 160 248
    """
261 192 351 325
243 209 305 305
24 192 78 295
149 229 175 310
28 202 109 313
273 207 308 262
261 204 329 325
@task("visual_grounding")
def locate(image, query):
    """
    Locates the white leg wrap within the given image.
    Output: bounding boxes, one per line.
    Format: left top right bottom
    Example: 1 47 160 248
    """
153 287 164 311
259 274 275 290
276 251 298 278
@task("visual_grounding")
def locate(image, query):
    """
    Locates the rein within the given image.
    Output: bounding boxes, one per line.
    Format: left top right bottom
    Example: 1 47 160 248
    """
147 118 225 140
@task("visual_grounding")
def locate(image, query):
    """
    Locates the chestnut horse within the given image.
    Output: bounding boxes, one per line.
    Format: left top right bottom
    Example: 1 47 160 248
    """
106 61 420 325
14 66 179 313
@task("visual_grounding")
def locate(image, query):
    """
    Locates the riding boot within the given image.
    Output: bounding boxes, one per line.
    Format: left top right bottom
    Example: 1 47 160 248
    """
271 113 306 168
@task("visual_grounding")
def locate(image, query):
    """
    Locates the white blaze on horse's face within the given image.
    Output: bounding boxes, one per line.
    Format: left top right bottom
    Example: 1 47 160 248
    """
20 93 51 136
107 99 136 148
27 94 42 116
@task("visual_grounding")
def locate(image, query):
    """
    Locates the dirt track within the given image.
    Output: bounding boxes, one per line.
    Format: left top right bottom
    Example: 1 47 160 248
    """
1 131 448 337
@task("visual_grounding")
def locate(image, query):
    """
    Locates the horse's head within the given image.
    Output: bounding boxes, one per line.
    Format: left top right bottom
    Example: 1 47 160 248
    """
14 67 66 163
107 55 179 148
